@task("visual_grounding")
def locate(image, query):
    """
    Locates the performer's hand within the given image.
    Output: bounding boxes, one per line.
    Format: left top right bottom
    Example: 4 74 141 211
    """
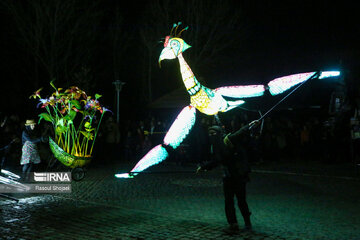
249 120 260 129
196 166 207 173
41 136 48 143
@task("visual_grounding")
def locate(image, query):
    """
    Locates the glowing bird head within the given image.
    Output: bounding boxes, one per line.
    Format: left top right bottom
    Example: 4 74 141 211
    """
159 22 191 66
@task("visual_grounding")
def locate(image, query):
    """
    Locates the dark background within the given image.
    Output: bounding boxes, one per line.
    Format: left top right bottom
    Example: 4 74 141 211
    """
0 0 358 120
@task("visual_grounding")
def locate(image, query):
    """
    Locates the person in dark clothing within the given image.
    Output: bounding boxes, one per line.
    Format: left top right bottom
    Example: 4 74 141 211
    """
0 139 18 170
20 120 44 181
197 120 259 234
0 115 19 170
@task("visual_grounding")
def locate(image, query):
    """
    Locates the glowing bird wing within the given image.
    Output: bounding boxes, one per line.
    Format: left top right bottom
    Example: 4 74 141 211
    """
115 106 196 179
267 72 317 95
215 85 266 98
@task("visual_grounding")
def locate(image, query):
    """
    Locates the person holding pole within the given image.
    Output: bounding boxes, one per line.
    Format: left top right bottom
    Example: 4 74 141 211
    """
197 120 259 234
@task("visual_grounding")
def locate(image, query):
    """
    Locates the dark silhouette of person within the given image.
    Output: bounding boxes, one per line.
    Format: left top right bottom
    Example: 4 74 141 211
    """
0 115 19 170
20 120 44 181
197 120 259 234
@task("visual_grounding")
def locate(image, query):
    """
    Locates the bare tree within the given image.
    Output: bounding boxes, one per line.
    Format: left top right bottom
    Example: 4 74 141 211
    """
108 6 131 82
137 0 173 102
139 0 244 100
2 0 102 87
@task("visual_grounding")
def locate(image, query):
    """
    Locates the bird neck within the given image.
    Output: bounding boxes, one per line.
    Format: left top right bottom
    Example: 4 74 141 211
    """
177 53 201 96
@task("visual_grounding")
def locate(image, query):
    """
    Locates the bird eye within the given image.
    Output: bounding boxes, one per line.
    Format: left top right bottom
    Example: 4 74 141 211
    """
171 41 177 47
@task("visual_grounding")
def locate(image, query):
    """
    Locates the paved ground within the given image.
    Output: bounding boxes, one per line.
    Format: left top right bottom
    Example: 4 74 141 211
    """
1 160 360 240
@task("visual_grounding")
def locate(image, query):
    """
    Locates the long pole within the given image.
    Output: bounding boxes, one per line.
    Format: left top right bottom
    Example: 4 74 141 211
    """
257 71 320 122
0 193 19 202
116 89 120 123
113 80 125 124
128 170 196 175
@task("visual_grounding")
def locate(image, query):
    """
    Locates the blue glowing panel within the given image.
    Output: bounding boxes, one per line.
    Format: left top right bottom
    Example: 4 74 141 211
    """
215 85 266 98
268 72 316 95
115 173 133 178
319 71 340 79
1 169 20 179
115 144 168 178
163 106 196 149
0 175 30 191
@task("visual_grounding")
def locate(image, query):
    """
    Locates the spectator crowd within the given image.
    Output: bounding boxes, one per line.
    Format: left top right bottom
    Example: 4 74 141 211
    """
1 97 359 176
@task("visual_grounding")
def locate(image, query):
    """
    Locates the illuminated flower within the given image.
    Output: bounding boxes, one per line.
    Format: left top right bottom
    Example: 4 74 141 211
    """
51 88 64 98
48 96 57 107
37 98 49 108
29 88 43 99
102 107 113 114
84 99 102 112
65 86 87 100
84 115 92 121
72 107 80 112
60 107 67 115
85 100 93 110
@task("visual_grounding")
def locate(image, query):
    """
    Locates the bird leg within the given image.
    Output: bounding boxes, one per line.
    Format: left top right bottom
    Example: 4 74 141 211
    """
115 105 197 178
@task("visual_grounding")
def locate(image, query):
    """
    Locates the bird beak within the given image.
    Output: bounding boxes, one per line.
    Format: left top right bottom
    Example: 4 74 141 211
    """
158 47 176 68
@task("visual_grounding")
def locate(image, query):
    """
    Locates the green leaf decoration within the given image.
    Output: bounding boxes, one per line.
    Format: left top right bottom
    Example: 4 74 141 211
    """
80 131 94 140
95 94 102 99
85 127 95 132
56 118 65 127
56 125 68 135
69 110 77 120
38 113 53 123
84 121 91 128
64 110 77 121
50 80 57 91
70 100 81 110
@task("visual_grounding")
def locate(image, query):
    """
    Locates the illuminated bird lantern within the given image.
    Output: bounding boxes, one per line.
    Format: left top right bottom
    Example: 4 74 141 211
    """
115 22 340 178
31 82 110 181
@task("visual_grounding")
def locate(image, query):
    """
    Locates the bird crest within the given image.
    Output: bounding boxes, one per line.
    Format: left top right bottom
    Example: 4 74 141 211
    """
163 22 189 47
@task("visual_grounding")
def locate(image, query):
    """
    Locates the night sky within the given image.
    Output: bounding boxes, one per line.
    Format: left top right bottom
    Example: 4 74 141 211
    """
0 1 358 119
